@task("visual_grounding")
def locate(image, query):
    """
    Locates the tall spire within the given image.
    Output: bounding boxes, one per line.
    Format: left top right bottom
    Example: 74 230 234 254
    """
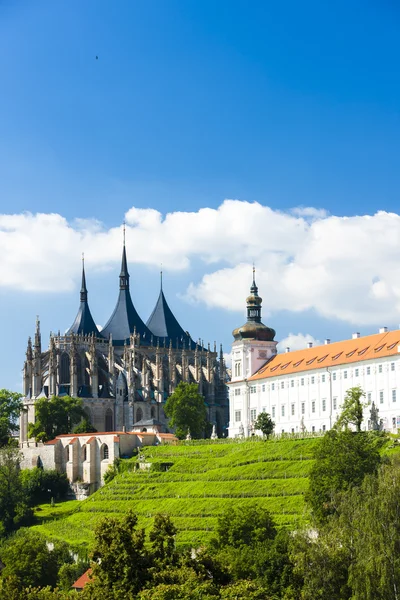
119 223 129 290
101 231 153 344
80 253 88 303
34 316 41 350
66 258 99 336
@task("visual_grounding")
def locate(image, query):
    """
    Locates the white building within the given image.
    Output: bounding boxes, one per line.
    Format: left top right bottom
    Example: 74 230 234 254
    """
228 273 400 437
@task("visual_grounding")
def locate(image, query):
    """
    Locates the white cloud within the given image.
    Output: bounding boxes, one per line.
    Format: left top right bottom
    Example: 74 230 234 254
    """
277 333 321 353
1 201 400 326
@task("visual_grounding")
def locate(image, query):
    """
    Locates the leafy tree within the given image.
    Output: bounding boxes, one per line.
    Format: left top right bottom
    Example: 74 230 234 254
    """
254 412 275 438
73 418 97 434
0 389 23 446
214 505 276 550
149 514 178 565
306 429 381 523
28 396 86 442
0 446 32 535
21 468 69 505
84 510 150 599
0 530 72 589
164 383 207 439
335 386 366 432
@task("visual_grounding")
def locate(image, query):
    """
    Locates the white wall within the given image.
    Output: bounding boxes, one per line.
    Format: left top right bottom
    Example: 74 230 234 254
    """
228 354 400 437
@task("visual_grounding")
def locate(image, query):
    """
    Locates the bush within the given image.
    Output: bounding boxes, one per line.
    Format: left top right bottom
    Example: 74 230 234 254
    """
21 469 69 506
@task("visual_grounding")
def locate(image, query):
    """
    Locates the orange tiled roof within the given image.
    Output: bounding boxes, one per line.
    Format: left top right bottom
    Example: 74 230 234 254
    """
72 568 92 590
249 329 400 381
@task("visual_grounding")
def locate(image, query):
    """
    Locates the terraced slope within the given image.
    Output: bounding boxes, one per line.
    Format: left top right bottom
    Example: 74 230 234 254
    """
33 437 319 549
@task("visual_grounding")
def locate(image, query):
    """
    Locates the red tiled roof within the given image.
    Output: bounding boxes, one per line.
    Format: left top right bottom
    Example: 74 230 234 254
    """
72 568 92 590
248 329 400 381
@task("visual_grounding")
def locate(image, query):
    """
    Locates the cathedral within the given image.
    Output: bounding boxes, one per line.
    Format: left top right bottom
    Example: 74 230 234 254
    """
20 242 228 444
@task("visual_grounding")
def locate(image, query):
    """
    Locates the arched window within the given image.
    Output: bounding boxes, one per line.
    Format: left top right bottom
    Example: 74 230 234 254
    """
82 445 87 461
65 445 70 462
101 444 109 460
150 406 156 419
60 353 70 384
136 407 143 423
105 408 113 432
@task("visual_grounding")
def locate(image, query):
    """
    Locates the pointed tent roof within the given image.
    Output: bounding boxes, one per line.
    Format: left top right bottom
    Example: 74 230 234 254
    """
146 274 196 349
101 241 153 345
66 258 99 336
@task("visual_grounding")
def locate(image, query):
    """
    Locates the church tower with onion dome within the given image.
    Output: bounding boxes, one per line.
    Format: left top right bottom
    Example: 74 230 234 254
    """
231 268 278 384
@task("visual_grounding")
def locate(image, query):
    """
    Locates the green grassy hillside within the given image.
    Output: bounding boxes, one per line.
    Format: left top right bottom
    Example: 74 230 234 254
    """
32 437 320 549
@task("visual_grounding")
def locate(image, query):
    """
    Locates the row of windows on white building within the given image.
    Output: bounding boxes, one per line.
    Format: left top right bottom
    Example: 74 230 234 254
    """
234 387 397 423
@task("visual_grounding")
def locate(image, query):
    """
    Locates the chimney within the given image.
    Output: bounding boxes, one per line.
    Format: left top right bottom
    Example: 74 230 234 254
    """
285 347 290 353
324 339 330 345
352 332 360 339
307 342 313 348
379 327 388 333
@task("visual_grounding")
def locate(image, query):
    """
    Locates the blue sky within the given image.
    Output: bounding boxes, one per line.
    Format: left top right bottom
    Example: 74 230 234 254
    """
1 0 400 390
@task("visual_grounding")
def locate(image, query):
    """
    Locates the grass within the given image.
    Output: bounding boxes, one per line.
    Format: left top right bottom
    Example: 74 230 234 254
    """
29 434 400 550
32 437 318 549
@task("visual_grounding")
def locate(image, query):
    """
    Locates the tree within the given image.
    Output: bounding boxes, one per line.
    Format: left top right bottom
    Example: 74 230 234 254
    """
306 429 382 523
0 389 23 446
85 510 150 599
164 383 207 439
28 396 86 442
0 446 32 535
336 386 366 433
21 468 69 505
214 505 276 549
254 412 275 439
0 530 72 590
73 418 97 435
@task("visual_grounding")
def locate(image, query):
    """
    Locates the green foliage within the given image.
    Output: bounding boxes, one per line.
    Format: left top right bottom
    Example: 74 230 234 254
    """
57 561 89 591
73 418 97 435
254 412 275 438
21 468 69 506
306 429 381 523
164 382 207 439
103 458 121 484
335 386 366 432
0 389 23 446
0 446 32 535
28 396 85 442
214 505 276 549
0 529 72 589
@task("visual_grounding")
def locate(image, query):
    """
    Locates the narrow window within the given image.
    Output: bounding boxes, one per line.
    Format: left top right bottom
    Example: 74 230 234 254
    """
367 366 371 375
272 406 276 418
392 389 397 403
379 364 383 374
235 410 241 422
332 372 337 381
312 401 316 413
301 378 304 386
379 391 384 404
343 371 348 379
281 381 284 389
355 368 359 377
262 384 265 392
391 362 395 372
322 398 326 412
250 408 257 421
291 403 295 416
333 397 337 410
301 402 305 415
312 426 315 433
321 374 326 383
311 376 315 385
367 392 372 404
322 425 326 432
271 383 275 391
281 405 285 417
